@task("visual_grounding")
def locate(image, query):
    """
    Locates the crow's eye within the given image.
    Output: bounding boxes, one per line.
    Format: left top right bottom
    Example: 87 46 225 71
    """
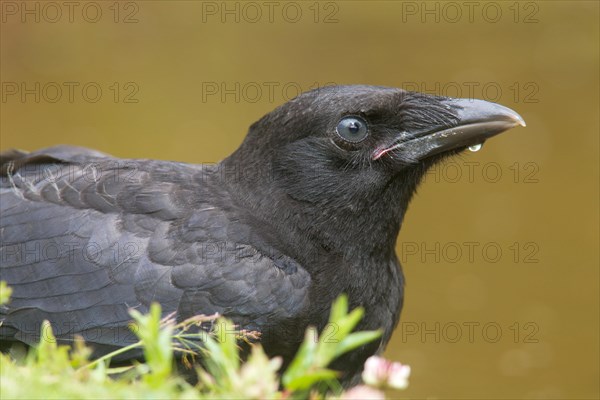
336 116 369 143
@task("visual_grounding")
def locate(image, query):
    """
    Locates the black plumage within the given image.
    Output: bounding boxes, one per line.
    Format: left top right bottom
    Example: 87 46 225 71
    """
0 85 524 384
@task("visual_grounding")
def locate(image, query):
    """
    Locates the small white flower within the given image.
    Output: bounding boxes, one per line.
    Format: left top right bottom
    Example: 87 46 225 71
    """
362 356 411 390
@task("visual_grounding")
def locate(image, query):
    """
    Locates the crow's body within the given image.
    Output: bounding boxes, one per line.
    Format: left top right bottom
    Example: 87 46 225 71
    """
0 85 524 384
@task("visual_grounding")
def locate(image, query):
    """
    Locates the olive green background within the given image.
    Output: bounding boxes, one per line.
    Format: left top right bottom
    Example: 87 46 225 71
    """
1 1 598 398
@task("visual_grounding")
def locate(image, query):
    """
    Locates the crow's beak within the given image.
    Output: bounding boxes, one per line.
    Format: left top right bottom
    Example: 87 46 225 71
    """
378 98 526 161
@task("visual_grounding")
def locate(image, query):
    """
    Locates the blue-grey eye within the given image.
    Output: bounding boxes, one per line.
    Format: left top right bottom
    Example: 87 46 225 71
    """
336 116 369 143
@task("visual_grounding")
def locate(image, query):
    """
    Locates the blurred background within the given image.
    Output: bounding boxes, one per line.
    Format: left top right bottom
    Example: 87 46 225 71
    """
1 1 598 398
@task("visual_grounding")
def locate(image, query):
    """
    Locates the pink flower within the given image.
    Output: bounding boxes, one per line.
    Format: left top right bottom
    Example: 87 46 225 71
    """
362 356 411 390
341 385 385 400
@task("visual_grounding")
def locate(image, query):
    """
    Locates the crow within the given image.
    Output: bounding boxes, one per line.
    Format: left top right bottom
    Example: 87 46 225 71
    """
0 85 525 385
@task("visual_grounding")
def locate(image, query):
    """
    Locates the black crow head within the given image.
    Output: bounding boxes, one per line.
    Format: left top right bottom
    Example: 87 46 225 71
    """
236 85 525 167
224 85 525 258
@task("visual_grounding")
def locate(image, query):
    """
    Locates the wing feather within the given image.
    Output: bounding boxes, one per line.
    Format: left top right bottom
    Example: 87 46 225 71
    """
0 146 312 360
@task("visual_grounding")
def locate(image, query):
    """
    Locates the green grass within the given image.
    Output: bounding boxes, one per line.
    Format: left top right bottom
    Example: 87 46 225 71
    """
0 281 405 399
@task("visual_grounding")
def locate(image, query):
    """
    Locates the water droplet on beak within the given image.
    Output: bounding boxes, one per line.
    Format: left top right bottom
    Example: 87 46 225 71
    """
469 143 483 152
